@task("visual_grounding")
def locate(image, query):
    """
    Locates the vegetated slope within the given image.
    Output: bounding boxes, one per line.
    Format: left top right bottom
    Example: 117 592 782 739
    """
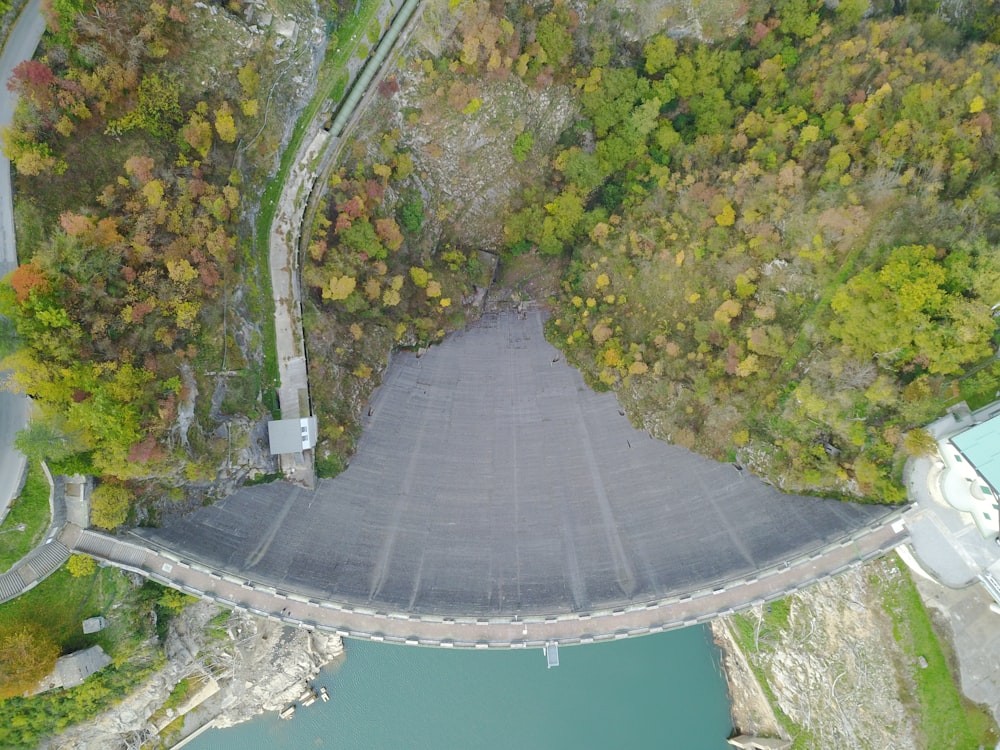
0 0 324 522
302 0 1000 498
502 1 1000 500
0 565 185 749
301 0 585 471
724 558 998 749
301 0 756 471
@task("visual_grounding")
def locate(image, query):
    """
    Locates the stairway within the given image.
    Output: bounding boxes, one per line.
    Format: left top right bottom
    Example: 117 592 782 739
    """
74 531 148 568
0 540 70 604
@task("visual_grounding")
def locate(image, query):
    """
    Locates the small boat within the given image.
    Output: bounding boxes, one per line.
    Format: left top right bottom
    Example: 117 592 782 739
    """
279 705 295 720
319 686 330 702
299 687 318 707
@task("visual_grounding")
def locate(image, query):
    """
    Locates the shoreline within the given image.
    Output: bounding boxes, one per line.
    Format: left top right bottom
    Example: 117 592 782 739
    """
37 602 346 750
710 618 786 742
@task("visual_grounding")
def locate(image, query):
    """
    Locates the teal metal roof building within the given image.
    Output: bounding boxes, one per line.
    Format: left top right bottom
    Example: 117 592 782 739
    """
952 413 1000 498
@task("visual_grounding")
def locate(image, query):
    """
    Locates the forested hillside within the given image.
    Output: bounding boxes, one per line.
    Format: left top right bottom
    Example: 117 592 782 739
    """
536 2 1000 501
317 0 1000 500
0 0 321 523
496 0 1000 499
4 0 1000 507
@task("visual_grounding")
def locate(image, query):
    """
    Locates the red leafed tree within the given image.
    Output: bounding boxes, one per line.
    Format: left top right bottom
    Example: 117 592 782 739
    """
128 435 165 463
375 217 404 251
124 155 155 184
339 195 365 219
7 60 55 108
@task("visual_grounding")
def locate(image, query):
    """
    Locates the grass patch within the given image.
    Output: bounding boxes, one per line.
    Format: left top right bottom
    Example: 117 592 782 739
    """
315 451 346 478
158 714 185 746
0 565 123 655
958 359 1000 412
244 470 283 485
17 128 172 229
874 556 999 748
147 672 208 729
766 245 864 385
0 571 194 747
0 461 51 574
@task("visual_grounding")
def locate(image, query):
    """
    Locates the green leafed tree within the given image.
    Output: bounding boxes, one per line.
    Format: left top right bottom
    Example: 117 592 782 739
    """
830 245 995 375
106 74 182 138
14 419 80 463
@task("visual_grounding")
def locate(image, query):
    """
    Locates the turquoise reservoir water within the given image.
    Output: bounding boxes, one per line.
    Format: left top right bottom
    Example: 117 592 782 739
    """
185 626 734 750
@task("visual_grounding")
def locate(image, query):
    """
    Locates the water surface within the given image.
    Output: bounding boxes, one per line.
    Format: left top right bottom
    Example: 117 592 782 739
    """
186 626 734 750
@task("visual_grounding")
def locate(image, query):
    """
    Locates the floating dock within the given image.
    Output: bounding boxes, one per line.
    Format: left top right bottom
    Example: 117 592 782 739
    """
544 642 559 668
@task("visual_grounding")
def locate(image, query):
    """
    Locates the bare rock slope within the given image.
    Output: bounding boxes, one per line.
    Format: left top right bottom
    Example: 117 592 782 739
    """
39 601 344 750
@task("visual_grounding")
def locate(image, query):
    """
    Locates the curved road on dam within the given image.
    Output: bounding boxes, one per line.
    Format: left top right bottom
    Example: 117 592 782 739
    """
135 309 908 644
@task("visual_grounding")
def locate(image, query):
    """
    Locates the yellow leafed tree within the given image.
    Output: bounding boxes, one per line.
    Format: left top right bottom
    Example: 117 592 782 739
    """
323 274 356 301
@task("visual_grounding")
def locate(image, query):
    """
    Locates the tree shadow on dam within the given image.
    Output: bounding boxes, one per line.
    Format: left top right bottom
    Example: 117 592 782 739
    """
137 309 896 617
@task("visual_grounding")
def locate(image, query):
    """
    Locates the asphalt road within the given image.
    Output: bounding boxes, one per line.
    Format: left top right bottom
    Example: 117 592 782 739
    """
0 0 45 515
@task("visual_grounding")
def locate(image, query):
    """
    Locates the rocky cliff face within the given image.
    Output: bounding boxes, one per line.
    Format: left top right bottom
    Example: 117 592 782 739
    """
38 601 344 750
717 560 928 749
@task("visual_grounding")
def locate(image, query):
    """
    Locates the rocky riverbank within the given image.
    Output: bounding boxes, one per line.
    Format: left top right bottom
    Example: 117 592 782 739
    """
710 619 783 741
38 600 344 750
714 557 999 749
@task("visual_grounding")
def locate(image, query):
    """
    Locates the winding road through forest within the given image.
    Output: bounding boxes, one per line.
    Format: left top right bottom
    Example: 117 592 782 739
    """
0 0 44 516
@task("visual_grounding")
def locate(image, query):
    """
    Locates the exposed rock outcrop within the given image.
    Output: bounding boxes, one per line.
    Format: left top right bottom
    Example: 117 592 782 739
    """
716 561 920 749
38 601 344 750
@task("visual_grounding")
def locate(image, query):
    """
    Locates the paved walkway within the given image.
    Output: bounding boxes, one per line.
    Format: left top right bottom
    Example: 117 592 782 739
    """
903 404 1000 587
266 0 415 485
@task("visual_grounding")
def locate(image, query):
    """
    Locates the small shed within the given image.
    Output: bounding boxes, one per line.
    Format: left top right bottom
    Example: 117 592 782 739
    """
267 417 318 455
82 616 107 634
49 646 112 690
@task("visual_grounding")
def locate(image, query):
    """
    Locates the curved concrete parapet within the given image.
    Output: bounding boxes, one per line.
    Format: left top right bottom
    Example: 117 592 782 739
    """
136 310 905 632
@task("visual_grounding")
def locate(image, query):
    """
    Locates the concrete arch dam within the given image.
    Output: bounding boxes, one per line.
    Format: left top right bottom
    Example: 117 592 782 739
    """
136 309 903 631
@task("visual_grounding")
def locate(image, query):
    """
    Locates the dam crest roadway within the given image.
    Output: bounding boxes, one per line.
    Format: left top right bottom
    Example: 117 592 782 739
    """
126 308 908 647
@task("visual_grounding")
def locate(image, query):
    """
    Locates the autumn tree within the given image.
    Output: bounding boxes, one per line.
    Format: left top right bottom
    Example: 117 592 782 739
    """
67 553 98 577
213 102 237 143
89 482 131 529
0 625 59 699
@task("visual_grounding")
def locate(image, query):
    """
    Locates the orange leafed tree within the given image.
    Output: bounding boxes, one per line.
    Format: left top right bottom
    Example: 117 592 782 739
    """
9 262 49 302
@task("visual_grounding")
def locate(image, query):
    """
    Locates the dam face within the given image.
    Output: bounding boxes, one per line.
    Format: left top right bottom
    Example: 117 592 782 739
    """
138 310 893 617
